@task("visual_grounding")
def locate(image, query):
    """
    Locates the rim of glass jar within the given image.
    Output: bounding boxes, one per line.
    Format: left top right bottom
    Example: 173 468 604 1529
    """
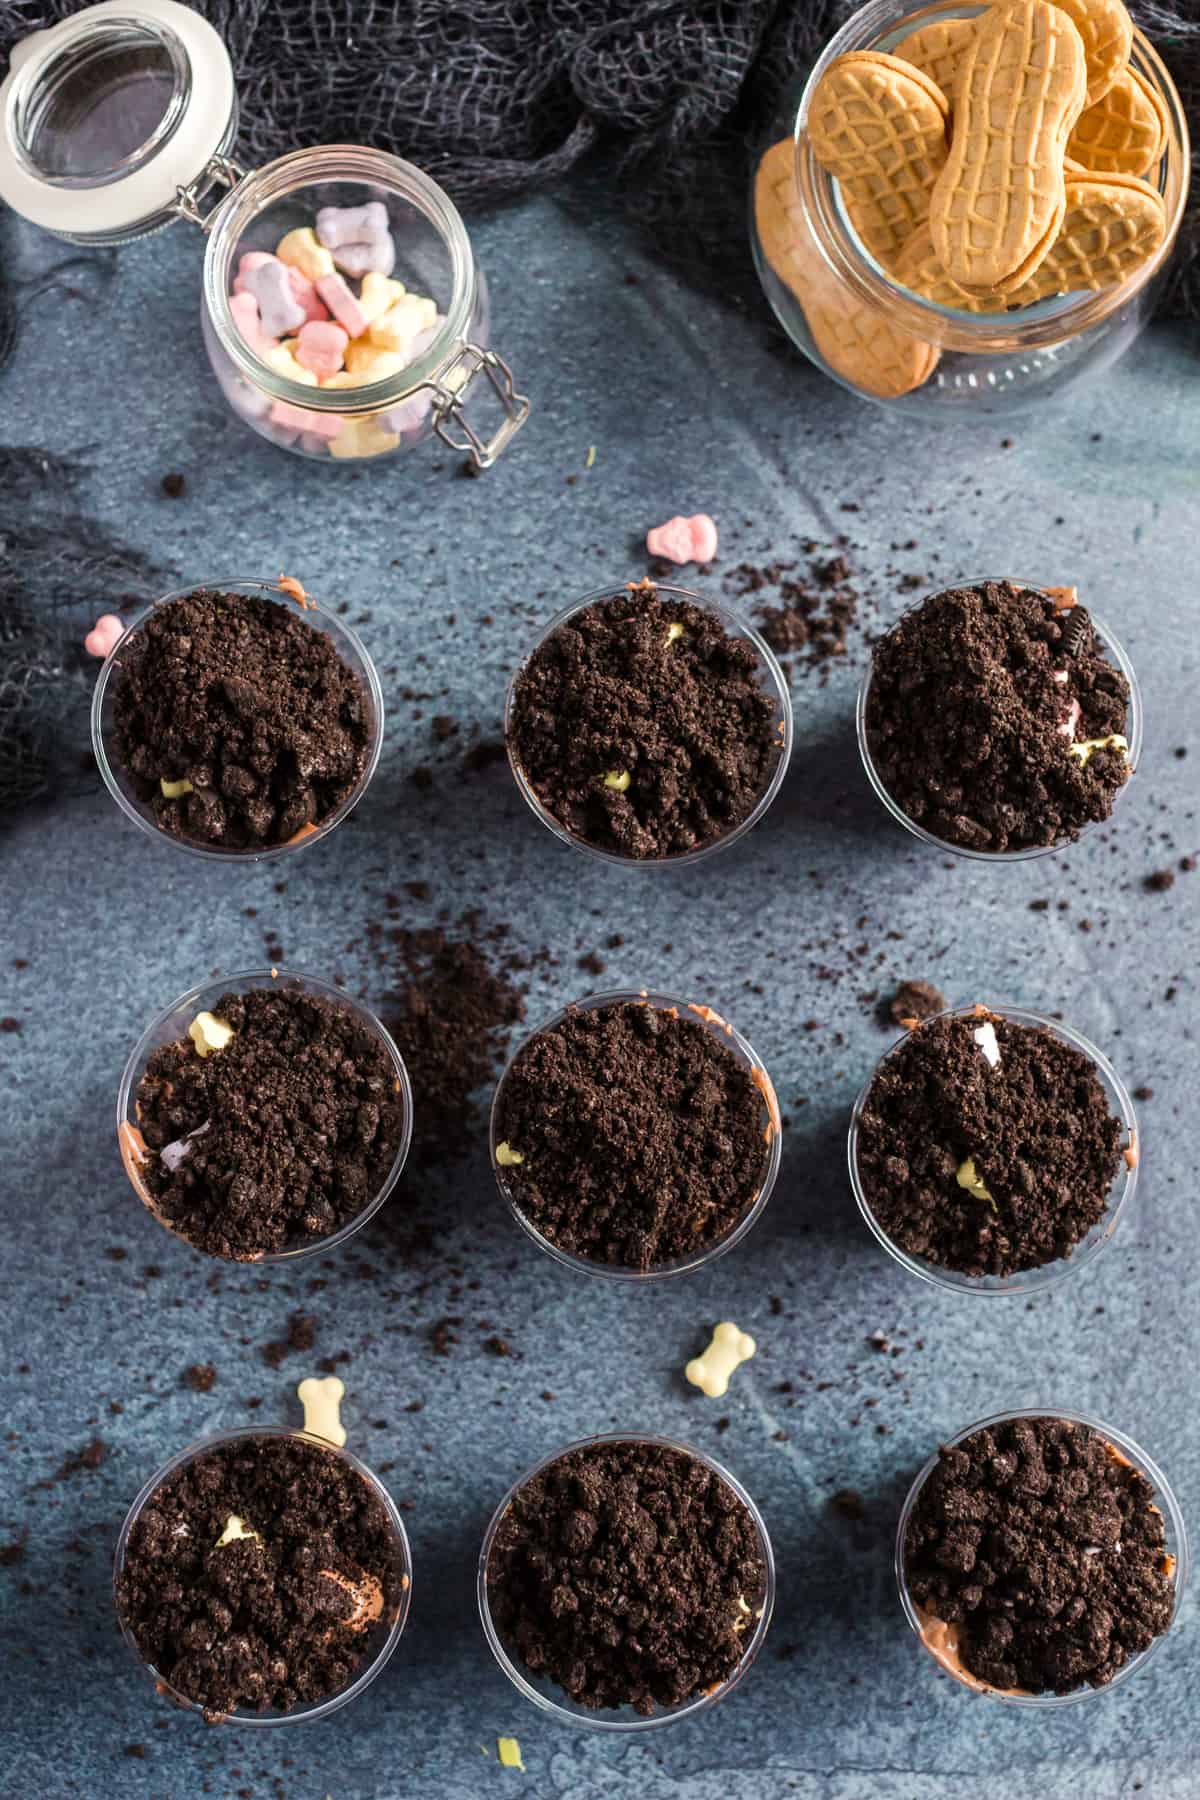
856 580 1143 862
490 988 782 1282
895 1407 1188 1705
114 1425 413 1726
793 1 1190 354
504 584 794 869
848 1002 1138 1296
203 145 476 415
91 577 384 863
477 1430 775 1730
116 967 414 1263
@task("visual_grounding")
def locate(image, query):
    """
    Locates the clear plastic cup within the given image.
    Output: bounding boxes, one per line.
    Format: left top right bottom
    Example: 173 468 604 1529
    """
117 968 413 1262
504 584 793 868
490 988 782 1280
856 582 1143 862
478 1431 775 1730
848 1003 1138 1296
895 1407 1188 1706
91 577 384 862
114 1425 413 1725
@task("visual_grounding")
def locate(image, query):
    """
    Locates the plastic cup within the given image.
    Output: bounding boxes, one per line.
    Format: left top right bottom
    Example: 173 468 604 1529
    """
478 1431 775 1729
117 968 412 1262
896 1407 1187 1705
92 577 384 862
114 1425 413 1725
505 584 793 868
848 1003 1138 1296
490 988 782 1280
856 582 1142 861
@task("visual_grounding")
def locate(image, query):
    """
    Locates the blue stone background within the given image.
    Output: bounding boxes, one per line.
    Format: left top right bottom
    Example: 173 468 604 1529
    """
0 191 1197 1800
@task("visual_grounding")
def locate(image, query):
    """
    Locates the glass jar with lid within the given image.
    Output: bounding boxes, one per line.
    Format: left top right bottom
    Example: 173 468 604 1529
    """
0 0 529 467
751 0 1190 418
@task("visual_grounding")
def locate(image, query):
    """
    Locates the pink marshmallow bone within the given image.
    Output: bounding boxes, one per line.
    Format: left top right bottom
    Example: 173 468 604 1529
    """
646 513 718 565
285 266 330 323
234 254 306 337
229 290 277 357
295 320 349 377
269 400 344 440
315 273 370 340
84 613 124 659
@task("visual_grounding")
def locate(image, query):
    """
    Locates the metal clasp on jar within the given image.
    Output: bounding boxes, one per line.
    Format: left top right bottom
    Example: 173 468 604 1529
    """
172 153 246 231
430 345 530 471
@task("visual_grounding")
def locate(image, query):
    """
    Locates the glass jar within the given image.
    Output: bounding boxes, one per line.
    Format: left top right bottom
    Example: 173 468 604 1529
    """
751 0 1191 418
0 0 528 467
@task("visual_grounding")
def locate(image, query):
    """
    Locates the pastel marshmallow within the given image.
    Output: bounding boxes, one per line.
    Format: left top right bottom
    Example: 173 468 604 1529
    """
315 201 390 249
295 320 349 377
275 227 334 282
328 415 400 460
369 293 438 352
236 256 306 338
84 613 124 659
646 513 719 565
341 341 408 381
331 237 396 279
357 271 408 327
315 272 370 340
380 392 433 435
229 291 276 357
285 266 330 323
270 400 343 440
262 342 318 387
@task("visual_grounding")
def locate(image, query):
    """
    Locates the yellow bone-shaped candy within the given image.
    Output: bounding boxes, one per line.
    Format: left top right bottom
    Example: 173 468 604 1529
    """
369 293 439 352
275 227 334 282
298 1374 347 1445
686 1321 756 1398
263 342 318 387
188 1011 233 1057
328 415 400 460
358 271 408 327
341 340 409 380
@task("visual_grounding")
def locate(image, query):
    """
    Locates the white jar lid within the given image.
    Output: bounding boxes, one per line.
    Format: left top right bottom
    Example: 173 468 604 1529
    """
0 0 236 241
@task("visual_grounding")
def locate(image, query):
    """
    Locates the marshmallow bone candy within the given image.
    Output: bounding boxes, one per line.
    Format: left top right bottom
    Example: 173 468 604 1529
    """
223 205 447 457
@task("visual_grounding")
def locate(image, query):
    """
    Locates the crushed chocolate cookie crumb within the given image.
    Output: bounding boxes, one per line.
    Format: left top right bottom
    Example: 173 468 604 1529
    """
111 588 372 849
856 1011 1123 1277
1144 869 1176 892
905 1416 1175 1693
508 583 781 859
887 979 946 1027
495 999 772 1271
134 987 404 1260
485 1439 766 1714
184 1364 217 1393
865 581 1130 853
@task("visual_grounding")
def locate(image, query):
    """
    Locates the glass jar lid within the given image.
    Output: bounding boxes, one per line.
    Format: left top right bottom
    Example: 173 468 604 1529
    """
0 0 237 242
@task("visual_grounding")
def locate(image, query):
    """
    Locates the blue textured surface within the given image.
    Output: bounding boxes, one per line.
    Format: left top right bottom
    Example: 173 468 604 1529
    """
1 190 1198 1800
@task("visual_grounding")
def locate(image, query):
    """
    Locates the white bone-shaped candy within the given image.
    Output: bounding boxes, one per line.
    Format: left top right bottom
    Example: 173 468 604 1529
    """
685 1321 756 1398
298 1375 346 1446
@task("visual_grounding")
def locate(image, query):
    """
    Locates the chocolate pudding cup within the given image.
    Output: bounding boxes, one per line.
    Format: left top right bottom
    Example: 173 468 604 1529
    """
490 989 782 1280
848 1003 1138 1296
856 581 1142 862
92 578 384 862
118 969 412 1263
896 1408 1187 1706
114 1426 413 1725
505 584 793 868
478 1432 775 1729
